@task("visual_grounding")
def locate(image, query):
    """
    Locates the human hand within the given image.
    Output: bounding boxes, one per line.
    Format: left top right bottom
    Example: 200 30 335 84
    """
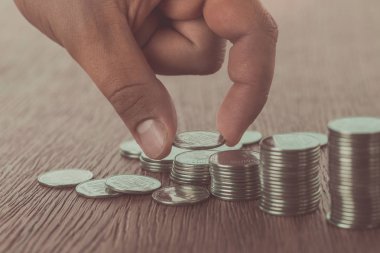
15 0 278 159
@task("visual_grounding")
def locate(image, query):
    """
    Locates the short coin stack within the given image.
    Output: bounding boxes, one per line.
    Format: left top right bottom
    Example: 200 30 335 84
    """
259 133 321 216
327 117 380 229
209 150 261 200
140 146 186 173
170 150 216 185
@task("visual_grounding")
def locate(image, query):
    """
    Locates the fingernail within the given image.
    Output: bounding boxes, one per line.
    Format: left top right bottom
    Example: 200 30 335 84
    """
136 119 167 158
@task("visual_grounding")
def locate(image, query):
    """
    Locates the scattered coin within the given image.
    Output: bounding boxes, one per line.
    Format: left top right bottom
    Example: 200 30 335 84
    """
152 185 210 205
173 131 225 150
76 179 122 198
240 131 263 146
106 174 161 194
209 150 261 201
327 117 380 229
297 132 328 147
38 169 93 188
120 140 141 159
259 133 321 216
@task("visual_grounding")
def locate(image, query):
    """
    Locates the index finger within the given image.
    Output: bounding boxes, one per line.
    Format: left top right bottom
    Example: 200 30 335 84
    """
203 0 278 145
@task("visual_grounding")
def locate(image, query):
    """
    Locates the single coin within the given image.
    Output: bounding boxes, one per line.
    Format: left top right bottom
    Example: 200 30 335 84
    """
296 132 328 147
261 133 320 152
173 131 225 150
119 140 141 158
152 185 210 205
38 169 93 188
175 150 217 166
328 117 380 135
239 131 263 146
209 150 260 168
76 179 122 198
106 175 161 194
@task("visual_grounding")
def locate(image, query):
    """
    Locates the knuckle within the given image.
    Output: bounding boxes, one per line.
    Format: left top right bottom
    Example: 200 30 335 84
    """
259 10 279 44
107 81 151 123
194 41 226 75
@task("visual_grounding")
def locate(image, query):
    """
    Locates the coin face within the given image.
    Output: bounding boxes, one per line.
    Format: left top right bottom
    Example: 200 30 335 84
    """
261 133 320 152
119 140 141 158
105 175 161 194
76 179 122 198
152 185 210 205
297 132 328 147
328 117 380 135
38 169 93 188
209 150 260 168
240 131 263 146
173 131 225 150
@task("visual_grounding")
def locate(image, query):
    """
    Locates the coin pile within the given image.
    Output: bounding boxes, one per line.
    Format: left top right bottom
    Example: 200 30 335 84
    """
170 150 216 185
327 117 380 229
259 133 321 216
209 150 261 200
140 146 186 173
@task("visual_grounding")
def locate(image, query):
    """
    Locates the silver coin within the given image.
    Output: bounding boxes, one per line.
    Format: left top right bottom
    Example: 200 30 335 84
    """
239 131 263 146
209 150 260 168
173 131 225 150
75 179 122 198
261 133 320 152
328 117 380 136
105 174 161 194
296 132 328 147
38 169 93 188
119 140 141 159
175 150 216 167
152 185 210 205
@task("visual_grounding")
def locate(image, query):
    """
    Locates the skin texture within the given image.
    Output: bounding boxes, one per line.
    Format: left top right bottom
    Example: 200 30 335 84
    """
14 0 278 159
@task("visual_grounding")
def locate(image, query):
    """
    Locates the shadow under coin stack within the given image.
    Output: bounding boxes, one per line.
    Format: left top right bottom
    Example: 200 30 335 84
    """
170 150 216 185
209 150 261 200
327 117 380 229
140 146 186 173
259 133 321 216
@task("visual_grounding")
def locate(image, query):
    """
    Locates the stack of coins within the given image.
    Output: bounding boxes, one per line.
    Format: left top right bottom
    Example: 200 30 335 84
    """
140 146 186 173
209 150 261 200
327 117 380 229
170 150 216 185
259 133 321 216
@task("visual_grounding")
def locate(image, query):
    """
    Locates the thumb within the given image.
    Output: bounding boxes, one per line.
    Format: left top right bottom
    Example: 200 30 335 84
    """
65 13 176 159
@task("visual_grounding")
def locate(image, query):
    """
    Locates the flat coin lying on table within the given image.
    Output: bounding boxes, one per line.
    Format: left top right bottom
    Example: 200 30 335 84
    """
105 175 161 194
239 131 263 146
76 179 122 198
38 169 93 188
119 140 142 159
173 131 225 150
297 132 328 147
152 185 210 206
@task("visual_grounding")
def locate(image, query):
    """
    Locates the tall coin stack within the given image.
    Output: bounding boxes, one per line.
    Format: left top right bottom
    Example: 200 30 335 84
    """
170 150 215 185
259 133 321 216
209 150 261 200
327 117 380 229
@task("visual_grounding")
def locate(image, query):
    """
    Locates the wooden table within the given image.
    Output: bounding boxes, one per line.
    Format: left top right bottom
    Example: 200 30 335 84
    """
1 0 380 252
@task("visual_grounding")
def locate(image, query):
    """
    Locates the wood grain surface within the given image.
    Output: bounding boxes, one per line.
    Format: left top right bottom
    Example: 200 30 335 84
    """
1 0 380 252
